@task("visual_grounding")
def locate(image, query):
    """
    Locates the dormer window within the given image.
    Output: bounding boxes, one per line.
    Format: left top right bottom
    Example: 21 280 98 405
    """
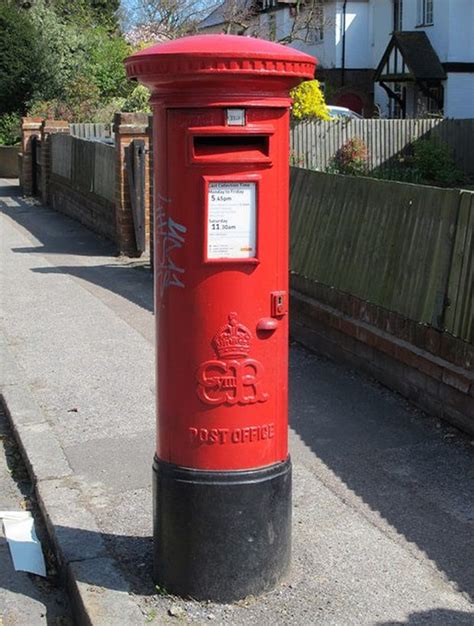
417 0 434 26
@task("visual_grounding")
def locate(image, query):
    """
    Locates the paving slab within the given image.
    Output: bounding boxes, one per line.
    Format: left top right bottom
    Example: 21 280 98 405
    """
1 179 473 625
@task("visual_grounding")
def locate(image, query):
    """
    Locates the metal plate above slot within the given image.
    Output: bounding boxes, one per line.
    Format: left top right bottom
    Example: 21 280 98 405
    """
226 109 246 126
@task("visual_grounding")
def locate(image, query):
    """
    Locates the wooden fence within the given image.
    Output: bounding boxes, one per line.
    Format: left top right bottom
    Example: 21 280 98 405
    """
51 133 115 203
290 119 474 176
69 123 112 141
290 169 473 343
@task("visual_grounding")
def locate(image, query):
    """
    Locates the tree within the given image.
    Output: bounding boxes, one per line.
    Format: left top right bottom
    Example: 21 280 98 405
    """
10 0 120 30
83 27 132 98
53 0 120 30
124 0 222 39
219 0 330 45
0 4 44 113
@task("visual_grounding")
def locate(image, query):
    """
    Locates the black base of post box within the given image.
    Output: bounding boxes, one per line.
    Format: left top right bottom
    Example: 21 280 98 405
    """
152 456 292 602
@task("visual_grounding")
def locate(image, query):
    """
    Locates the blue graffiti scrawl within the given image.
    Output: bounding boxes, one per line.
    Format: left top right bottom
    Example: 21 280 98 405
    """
156 202 187 297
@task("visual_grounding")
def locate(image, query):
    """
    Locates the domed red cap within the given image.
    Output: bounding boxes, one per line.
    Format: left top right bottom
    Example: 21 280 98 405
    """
125 34 316 95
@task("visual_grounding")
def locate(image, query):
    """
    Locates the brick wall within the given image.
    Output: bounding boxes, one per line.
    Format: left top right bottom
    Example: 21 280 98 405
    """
40 120 70 206
289 169 473 435
19 115 153 257
49 174 116 242
291 281 474 437
19 118 42 195
113 112 152 256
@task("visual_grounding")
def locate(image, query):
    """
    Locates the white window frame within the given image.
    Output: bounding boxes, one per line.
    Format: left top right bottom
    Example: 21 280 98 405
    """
262 0 278 10
390 82 403 118
417 0 434 26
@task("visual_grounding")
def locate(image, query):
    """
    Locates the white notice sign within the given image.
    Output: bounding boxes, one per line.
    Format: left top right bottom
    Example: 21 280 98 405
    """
207 182 257 259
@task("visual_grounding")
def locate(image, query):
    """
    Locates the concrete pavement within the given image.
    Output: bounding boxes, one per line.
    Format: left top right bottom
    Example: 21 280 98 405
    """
1 178 473 625
0 402 72 625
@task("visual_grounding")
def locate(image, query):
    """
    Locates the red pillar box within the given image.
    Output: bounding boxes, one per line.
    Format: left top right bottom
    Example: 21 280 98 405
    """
125 35 315 602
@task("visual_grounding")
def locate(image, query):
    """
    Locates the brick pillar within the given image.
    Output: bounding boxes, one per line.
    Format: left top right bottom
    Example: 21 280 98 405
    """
40 120 70 206
113 112 151 257
19 118 42 195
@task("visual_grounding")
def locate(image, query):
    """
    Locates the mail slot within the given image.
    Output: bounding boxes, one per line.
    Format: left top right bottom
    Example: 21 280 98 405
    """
125 33 316 602
193 134 270 159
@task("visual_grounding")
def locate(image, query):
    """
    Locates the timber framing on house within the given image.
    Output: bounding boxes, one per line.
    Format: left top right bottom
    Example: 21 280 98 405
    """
374 31 446 117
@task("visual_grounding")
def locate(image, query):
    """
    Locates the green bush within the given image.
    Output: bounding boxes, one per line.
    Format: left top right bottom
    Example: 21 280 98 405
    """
411 138 463 187
370 166 423 185
0 113 21 146
122 85 151 113
83 27 132 99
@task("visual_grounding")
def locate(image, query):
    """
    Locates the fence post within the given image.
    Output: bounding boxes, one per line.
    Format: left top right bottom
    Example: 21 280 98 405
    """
40 120 70 206
19 118 43 195
113 112 151 257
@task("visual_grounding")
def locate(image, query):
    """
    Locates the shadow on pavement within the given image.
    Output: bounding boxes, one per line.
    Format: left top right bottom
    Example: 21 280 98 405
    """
289 344 474 602
32 265 154 313
3 182 474 609
3 522 473 625
2 187 153 312
1 187 115 258
378 609 474 625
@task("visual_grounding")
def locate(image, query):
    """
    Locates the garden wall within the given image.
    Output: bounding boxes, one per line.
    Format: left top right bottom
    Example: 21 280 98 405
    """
18 114 152 257
290 169 473 434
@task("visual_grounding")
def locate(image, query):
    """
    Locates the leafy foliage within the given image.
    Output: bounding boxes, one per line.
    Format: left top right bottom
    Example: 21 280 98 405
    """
82 27 131 99
0 113 21 145
411 138 463 187
290 80 330 122
26 0 120 30
0 4 44 114
12 1 133 121
122 85 151 113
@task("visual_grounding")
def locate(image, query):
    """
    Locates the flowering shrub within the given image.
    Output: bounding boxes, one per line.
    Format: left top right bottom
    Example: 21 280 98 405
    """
290 80 330 121
328 137 368 176
124 25 170 49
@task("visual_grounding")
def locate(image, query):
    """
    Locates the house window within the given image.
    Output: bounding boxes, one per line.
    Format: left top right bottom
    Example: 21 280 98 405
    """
262 0 277 10
393 0 403 31
417 0 433 26
390 82 403 118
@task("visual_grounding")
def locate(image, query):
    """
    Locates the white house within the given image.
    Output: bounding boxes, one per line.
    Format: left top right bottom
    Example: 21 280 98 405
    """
199 1 474 119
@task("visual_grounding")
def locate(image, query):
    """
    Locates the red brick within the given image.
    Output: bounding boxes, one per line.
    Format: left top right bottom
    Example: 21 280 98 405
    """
442 369 472 394
339 318 357 338
424 327 441 356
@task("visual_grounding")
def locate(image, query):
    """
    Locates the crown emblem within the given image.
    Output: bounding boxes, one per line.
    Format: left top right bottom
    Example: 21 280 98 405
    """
212 313 252 359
